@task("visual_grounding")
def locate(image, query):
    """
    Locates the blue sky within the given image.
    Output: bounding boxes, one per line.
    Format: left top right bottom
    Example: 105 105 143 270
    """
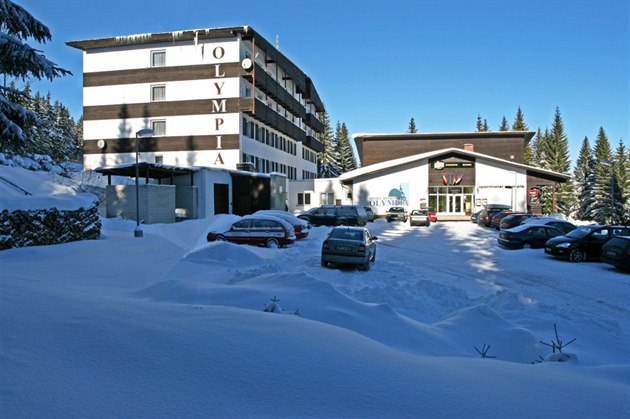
18 0 629 163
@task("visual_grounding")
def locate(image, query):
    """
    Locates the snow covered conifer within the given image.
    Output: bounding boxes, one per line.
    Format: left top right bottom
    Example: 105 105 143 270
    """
0 0 71 150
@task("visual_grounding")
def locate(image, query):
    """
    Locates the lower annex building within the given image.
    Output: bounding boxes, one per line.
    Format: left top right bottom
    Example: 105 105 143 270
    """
289 131 569 220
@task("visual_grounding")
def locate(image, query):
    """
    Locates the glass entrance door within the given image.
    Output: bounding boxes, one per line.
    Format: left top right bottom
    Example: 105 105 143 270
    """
448 195 465 214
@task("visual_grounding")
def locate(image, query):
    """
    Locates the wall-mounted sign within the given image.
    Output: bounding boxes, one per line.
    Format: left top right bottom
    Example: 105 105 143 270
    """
433 161 474 169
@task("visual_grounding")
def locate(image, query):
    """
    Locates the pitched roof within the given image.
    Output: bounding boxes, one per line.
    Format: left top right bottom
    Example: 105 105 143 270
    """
338 147 570 182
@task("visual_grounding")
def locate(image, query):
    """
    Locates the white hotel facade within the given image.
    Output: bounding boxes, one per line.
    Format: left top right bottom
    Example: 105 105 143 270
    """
68 26 325 180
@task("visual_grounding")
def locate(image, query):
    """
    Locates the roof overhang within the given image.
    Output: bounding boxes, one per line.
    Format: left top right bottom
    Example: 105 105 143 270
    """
94 162 196 179
352 131 536 145
338 147 570 183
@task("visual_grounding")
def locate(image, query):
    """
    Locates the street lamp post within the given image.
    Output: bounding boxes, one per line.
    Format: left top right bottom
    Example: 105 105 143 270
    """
601 159 615 224
134 128 154 237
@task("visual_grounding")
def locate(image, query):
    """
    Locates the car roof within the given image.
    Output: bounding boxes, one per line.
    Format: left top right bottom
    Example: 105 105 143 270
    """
508 223 562 233
254 210 307 225
331 226 366 232
241 214 293 228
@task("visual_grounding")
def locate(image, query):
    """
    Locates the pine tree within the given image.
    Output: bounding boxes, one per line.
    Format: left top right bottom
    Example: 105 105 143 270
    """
512 106 532 164
407 117 417 133
511 107 528 131
483 119 489 132
591 127 614 223
612 139 628 224
542 108 574 215
476 115 483 132
316 110 339 178
0 0 71 151
499 116 509 131
335 122 357 173
573 137 596 221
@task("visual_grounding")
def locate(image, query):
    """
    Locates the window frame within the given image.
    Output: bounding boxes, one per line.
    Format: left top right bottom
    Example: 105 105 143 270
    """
151 85 166 102
151 50 166 67
151 120 166 136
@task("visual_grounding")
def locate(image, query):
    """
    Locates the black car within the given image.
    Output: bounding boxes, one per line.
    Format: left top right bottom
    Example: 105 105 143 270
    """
601 236 630 271
298 205 368 227
545 225 630 262
521 218 576 234
498 224 565 249
491 210 513 230
478 204 511 227
499 213 535 230
321 226 378 271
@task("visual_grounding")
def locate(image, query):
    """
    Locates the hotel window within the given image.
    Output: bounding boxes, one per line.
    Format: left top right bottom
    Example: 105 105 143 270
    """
155 155 164 164
298 192 311 205
320 193 335 205
151 120 166 136
151 50 166 67
151 85 166 101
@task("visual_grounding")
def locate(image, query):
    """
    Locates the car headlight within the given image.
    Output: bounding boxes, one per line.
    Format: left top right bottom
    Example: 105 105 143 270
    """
556 242 572 249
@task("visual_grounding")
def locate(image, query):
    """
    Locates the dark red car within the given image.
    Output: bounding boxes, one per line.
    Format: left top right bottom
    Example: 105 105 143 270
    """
207 215 296 248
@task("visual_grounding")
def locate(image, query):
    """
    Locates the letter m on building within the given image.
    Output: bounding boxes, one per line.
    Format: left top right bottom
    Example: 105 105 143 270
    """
212 99 227 113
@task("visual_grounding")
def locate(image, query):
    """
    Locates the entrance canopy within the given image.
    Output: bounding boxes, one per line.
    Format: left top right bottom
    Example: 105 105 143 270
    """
95 163 196 185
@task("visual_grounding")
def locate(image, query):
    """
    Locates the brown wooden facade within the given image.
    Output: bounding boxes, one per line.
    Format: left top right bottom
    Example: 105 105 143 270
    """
354 132 535 167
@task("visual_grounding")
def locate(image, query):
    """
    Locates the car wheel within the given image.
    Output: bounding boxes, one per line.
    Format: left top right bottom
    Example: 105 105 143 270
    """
321 258 328 267
361 261 371 271
522 242 532 249
266 238 279 248
215 235 226 242
569 248 586 263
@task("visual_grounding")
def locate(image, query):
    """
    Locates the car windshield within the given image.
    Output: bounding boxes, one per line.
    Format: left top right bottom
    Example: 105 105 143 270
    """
565 227 594 239
330 229 363 241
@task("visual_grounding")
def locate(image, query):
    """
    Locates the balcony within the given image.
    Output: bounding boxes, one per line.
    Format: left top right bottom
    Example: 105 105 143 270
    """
242 63 307 121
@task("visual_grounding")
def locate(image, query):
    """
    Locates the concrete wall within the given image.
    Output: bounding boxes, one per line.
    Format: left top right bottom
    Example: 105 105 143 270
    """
106 184 176 224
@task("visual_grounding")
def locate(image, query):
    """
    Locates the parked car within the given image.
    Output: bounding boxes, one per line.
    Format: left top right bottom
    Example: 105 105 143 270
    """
321 226 378 270
477 204 511 227
254 210 310 239
364 206 376 222
498 224 565 249
427 207 438 223
206 215 296 248
500 213 535 230
601 236 630 271
471 210 482 223
386 206 408 222
409 209 431 227
545 225 630 262
491 210 513 230
523 218 577 234
298 205 368 227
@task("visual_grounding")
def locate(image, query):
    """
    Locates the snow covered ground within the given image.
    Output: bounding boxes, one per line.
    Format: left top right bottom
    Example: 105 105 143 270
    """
1 164 629 418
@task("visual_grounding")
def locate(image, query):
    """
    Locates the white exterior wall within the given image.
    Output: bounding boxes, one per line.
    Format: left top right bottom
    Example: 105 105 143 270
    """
82 39 238 72
81 35 319 180
84 149 240 170
83 79 240 106
351 162 429 217
474 161 527 212
191 168 233 217
287 179 351 213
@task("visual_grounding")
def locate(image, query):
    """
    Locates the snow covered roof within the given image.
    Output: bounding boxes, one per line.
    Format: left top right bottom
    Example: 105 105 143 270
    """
353 131 537 143
338 147 571 183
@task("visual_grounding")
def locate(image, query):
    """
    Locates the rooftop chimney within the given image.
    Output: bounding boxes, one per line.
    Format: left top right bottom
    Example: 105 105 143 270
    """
463 143 474 152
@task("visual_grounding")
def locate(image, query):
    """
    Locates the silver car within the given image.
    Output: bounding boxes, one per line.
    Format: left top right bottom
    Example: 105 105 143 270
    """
321 226 378 271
